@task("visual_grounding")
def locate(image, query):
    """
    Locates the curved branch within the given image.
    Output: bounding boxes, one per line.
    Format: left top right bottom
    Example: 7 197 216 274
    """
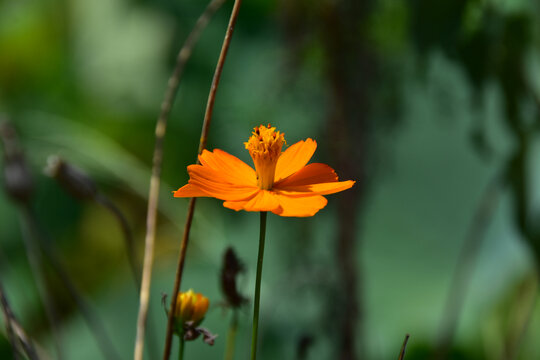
161 0 244 358
133 0 228 358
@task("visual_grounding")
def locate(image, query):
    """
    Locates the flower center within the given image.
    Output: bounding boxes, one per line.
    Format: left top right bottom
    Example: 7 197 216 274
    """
244 124 285 190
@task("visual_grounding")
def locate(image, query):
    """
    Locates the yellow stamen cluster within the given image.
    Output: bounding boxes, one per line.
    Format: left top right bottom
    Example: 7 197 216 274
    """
244 124 286 190
174 289 209 327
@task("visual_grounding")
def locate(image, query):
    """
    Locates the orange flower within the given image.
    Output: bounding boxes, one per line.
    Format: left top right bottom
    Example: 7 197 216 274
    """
174 124 355 217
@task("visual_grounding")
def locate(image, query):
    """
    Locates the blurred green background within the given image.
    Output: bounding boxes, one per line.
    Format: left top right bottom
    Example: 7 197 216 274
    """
1 0 540 359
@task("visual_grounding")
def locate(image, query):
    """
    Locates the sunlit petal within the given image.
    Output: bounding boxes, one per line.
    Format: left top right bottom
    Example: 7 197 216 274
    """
199 149 257 186
174 164 259 201
188 179 259 201
274 139 316 182
173 183 212 198
274 163 338 187
271 193 328 217
223 190 280 212
276 180 355 196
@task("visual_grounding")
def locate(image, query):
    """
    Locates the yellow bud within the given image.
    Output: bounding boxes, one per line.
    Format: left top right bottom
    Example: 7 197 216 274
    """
173 289 209 327
191 293 210 325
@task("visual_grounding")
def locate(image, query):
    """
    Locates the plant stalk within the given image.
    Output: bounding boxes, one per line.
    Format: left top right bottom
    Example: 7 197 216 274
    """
23 205 121 360
18 206 63 360
251 211 267 360
134 0 227 359
178 336 185 360
162 0 243 358
398 334 410 360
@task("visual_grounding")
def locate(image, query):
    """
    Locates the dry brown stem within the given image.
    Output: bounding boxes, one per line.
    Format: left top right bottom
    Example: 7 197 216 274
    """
133 0 227 358
161 0 244 358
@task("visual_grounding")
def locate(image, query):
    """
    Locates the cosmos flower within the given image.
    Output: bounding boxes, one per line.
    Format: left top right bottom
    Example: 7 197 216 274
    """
174 124 355 217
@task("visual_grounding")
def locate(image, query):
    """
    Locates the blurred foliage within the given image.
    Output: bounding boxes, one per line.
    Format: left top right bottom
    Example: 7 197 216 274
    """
409 0 540 271
1 0 540 359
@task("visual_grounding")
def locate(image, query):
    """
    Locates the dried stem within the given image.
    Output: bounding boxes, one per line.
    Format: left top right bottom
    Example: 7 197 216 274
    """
162 198 196 360
21 205 121 360
44 155 153 358
44 156 141 292
162 0 243 358
0 244 51 360
398 334 410 360
95 191 160 358
434 174 502 359
133 0 227 359
18 206 63 360
0 282 26 359
0 282 40 360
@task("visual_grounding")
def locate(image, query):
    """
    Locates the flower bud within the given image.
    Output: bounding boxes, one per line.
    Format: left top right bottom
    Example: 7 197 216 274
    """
174 289 209 329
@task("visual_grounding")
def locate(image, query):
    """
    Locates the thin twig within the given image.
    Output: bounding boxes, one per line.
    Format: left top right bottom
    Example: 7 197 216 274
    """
0 270 49 360
134 0 227 359
162 198 196 360
0 238 51 360
96 193 159 360
95 192 161 358
21 206 121 360
0 119 55 359
18 206 63 360
162 0 243 358
398 334 410 360
44 156 152 357
0 281 40 360
45 156 141 291
2 122 121 359
0 282 25 359
434 174 502 359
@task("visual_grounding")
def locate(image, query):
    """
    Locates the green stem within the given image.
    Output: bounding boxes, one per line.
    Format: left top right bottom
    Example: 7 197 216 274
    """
178 336 185 360
251 211 267 360
224 310 239 360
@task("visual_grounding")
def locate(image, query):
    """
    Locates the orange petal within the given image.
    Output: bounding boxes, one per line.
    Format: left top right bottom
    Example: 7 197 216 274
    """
173 183 212 198
188 164 250 187
274 163 338 187
189 179 259 201
274 139 317 182
271 193 328 217
173 165 258 201
186 164 258 199
275 180 355 196
199 149 257 186
223 190 280 213
223 200 249 211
